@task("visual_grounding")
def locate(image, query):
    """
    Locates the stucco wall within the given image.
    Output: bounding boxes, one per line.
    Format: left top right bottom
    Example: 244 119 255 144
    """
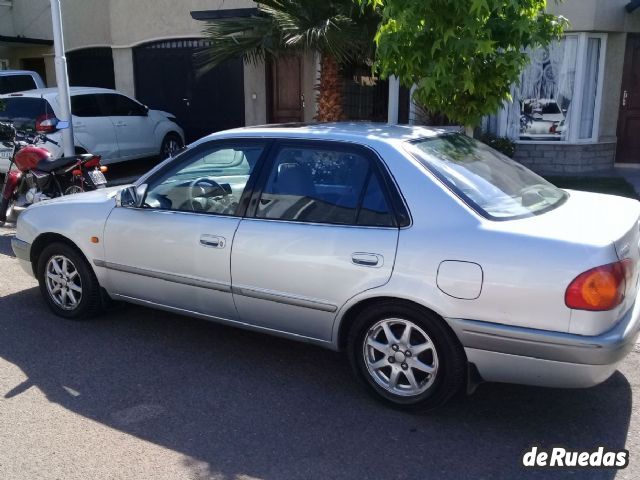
106 0 254 48
243 60 267 126
549 0 640 32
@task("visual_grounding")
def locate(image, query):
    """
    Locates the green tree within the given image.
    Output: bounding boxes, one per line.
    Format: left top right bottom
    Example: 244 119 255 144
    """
198 0 380 122
360 0 567 133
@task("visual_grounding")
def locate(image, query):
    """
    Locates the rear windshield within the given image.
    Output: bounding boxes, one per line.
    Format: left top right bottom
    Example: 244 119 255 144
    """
0 75 37 95
406 134 567 220
0 97 55 131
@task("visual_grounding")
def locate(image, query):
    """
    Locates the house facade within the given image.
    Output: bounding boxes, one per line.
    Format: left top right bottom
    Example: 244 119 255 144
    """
487 0 640 172
0 0 324 143
1 0 639 170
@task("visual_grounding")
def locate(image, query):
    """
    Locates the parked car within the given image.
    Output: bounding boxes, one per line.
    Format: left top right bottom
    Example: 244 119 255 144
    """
520 98 566 140
0 70 45 95
0 87 185 170
11 123 640 411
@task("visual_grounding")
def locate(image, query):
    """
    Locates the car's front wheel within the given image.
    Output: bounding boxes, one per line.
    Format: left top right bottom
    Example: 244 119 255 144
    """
348 302 466 411
37 242 103 319
160 133 183 160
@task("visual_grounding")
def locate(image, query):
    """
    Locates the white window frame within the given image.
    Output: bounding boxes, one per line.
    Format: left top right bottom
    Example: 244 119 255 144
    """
497 32 607 145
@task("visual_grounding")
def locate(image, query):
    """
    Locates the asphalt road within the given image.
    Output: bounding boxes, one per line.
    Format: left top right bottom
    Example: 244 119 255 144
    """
0 223 639 480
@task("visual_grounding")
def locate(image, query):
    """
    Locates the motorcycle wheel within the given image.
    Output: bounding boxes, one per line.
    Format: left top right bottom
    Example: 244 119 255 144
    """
0 196 13 224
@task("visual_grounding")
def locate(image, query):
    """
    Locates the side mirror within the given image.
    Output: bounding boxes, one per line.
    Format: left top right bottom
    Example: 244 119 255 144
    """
143 106 150 116
116 184 148 208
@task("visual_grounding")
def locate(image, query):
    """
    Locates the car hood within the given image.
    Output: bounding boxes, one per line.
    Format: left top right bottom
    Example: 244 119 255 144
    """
29 185 124 208
151 110 176 119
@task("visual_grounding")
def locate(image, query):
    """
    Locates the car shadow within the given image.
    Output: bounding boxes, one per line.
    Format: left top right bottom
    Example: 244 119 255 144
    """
0 286 632 480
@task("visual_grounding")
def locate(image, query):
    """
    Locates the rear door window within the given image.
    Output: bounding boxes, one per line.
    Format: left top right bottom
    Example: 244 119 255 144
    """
255 143 396 227
0 97 55 131
0 75 37 95
97 94 147 116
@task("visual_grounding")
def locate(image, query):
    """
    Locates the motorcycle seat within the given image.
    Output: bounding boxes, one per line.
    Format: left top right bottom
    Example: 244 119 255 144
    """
36 154 93 173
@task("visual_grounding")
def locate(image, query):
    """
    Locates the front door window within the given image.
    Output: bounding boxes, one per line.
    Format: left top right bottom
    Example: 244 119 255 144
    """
143 143 265 215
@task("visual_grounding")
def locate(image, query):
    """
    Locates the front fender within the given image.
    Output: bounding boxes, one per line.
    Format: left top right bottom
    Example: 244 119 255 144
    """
2 171 22 199
16 189 119 283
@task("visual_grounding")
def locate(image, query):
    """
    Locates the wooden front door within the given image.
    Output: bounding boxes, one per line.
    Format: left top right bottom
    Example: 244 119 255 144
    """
268 56 304 123
617 34 640 163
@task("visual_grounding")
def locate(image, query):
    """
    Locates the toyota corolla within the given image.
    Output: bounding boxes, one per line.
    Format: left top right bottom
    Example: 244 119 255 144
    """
11 123 640 410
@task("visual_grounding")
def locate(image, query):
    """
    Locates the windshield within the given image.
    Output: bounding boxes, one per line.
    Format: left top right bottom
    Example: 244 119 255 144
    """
406 134 567 220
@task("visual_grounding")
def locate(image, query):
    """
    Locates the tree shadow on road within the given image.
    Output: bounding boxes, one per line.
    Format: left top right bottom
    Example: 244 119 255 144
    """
0 287 632 480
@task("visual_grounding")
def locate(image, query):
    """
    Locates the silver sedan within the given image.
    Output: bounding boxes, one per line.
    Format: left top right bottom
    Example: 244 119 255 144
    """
11 123 640 411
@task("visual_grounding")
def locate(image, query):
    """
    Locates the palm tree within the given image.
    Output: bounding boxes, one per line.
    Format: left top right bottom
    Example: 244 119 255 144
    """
197 0 380 122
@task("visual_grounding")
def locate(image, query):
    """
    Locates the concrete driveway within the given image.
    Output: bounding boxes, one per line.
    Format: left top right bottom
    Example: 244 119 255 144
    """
0 223 638 480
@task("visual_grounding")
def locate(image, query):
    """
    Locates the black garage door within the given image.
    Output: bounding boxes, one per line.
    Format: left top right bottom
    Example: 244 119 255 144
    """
133 39 245 143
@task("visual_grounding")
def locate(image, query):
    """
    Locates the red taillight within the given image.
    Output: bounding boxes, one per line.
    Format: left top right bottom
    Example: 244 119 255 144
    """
35 114 59 133
565 260 634 311
549 123 558 134
83 156 101 168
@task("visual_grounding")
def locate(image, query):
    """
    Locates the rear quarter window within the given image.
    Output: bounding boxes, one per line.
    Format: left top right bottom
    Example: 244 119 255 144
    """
0 75 37 95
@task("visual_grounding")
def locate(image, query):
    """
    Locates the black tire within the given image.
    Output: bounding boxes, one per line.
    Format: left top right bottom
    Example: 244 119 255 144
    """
0 196 9 223
347 302 467 412
36 242 103 320
160 133 183 160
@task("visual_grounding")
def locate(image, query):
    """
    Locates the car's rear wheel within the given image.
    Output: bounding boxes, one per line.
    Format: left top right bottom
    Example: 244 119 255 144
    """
160 133 183 159
37 242 103 319
348 302 466 411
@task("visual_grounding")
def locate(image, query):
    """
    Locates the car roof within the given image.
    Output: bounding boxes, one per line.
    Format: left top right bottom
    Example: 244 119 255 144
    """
202 122 460 148
0 86 119 98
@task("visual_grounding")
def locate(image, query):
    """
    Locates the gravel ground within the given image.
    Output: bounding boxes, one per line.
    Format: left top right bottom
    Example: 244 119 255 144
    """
0 223 639 480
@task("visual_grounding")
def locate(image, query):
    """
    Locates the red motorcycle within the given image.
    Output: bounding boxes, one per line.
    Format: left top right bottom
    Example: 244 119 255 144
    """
0 122 107 224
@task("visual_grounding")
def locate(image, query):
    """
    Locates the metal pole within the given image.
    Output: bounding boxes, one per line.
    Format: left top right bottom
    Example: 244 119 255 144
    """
49 0 75 157
387 75 400 125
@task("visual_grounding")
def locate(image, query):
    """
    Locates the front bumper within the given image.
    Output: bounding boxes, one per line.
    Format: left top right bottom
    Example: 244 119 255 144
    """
11 238 33 276
448 295 640 388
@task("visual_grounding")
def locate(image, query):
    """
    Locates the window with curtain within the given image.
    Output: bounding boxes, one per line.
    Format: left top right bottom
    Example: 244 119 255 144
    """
502 34 605 143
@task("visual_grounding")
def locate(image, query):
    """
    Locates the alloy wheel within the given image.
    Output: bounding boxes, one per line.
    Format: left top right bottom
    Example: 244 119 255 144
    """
363 318 439 397
45 255 83 311
163 139 181 158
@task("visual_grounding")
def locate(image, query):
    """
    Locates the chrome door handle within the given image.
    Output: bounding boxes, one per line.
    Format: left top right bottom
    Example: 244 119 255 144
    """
351 253 383 268
200 235 226 249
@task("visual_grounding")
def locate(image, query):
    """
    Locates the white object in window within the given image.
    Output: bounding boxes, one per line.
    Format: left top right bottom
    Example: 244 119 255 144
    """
500 33 606 144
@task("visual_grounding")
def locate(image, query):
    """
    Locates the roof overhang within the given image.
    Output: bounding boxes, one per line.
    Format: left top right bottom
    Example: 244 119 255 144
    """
0 35 53 48
191 8 258 21
626 0 640 13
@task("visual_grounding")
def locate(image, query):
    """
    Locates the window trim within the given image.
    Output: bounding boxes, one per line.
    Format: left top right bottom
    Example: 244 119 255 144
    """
497 32 607 145
246 139 408 228
137 138 273 218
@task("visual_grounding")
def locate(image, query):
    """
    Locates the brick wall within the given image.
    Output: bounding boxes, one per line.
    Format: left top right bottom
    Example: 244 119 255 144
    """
512 142 617 174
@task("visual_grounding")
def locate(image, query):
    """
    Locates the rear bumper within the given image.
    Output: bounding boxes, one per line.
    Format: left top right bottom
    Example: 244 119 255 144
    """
447 295 640 388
